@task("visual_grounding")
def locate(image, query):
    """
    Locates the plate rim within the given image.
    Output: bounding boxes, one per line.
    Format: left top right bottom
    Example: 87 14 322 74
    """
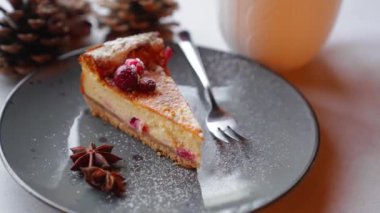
0 47 320 213
0 49 85 213
250 63 320 212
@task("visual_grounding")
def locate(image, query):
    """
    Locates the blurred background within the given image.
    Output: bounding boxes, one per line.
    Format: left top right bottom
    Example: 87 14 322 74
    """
0 0 380 212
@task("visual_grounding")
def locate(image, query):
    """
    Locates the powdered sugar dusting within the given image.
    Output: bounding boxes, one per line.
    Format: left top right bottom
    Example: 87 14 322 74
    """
0 46 317 212
88 33 161 59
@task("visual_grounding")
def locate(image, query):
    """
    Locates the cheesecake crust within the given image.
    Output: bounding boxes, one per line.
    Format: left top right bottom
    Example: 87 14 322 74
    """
83 95 199 169
79 33 203 169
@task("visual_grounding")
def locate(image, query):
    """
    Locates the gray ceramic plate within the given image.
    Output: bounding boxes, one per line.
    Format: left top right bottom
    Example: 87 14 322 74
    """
0 46 318 213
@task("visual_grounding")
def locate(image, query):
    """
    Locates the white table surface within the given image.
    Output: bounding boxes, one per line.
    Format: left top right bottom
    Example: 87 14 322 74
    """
0 0 379 212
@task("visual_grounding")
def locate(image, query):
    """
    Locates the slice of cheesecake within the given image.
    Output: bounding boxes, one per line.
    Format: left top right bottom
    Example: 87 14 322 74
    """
79 33 204 168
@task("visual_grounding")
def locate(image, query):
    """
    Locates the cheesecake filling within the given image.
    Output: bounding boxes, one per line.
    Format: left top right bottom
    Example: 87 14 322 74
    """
129 117 147 133
82 67 201 163
176 148 196 161
128 116 196 162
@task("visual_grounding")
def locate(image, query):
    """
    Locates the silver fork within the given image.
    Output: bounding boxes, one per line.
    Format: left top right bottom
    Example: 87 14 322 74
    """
177 30 249 143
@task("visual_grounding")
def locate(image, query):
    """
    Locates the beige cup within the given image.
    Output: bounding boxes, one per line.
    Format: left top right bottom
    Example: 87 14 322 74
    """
219 0 341 71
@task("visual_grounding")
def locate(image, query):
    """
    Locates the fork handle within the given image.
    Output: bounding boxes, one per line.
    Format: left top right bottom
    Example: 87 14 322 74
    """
177 30 218 108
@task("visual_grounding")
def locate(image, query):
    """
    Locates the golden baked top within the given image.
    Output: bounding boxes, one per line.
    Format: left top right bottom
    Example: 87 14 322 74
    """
80 32 165 78
79 33 203 137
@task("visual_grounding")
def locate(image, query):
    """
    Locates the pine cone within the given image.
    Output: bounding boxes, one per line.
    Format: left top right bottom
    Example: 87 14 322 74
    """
0 0 91 75
98 0 178 41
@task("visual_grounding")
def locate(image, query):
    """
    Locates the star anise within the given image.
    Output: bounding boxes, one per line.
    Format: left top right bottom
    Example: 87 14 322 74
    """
81 167 126 197
70 143 122 171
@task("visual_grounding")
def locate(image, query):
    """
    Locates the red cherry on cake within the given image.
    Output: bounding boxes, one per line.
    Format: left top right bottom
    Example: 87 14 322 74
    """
125 58 145 75
138 77 156 92
114 65 139 91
